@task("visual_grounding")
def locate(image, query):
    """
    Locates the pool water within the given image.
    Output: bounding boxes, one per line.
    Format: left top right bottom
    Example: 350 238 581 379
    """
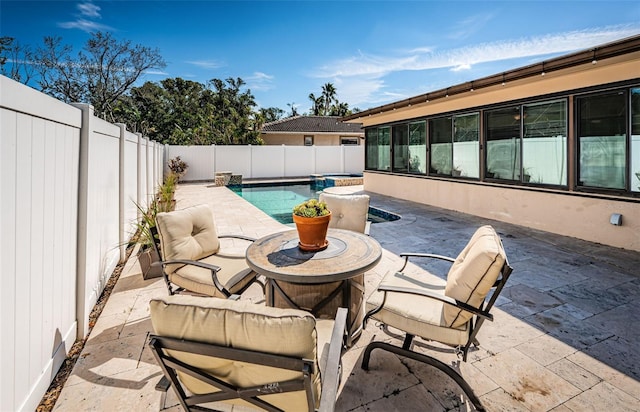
230 183 400 225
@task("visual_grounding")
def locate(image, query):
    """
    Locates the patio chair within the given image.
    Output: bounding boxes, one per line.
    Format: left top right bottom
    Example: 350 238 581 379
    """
153 204 264 298
361 225 512 411
318 192 370 234
148 295 348 412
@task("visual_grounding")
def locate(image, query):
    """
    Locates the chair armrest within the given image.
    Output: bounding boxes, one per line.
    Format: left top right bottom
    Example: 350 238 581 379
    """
398 252 456 271
318 307 348 412
163 259 222 272
219 234 256 242
162 259 228 296
377 284 493 322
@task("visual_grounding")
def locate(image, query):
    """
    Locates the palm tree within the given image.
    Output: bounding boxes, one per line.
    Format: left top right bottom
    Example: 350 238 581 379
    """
309 93 323 115
321 83 337 115
287 102 299 117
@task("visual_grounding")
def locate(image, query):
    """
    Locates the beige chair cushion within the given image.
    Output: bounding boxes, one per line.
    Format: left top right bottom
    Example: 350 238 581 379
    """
444 225 506 328
150 295 325 411
170 254 255 298
156 205 221 274
367 270 470 346
319 192 370 233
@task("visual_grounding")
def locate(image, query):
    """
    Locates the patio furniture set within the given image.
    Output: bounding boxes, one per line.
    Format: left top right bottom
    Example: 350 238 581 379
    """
147 193 512 412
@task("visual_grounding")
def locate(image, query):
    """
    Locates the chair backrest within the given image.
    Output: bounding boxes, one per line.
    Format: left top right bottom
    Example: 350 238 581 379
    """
155 204 220 273
149 295 321 411
443 225 507 328
318 192 370 233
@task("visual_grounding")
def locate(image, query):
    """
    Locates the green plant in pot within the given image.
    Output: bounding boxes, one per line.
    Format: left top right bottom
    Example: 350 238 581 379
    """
292 198 331 252
158 172 178 212
133 200 163 279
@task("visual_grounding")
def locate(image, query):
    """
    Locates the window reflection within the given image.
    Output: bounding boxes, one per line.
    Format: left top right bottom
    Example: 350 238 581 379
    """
578 92 626 189
631 88 640 192
392 124 409 173
523 100 567 185
365 128 378 170
378 127 391 171
409 121 426 174
486 106 520 180
429 117 452 174
453 113 479 178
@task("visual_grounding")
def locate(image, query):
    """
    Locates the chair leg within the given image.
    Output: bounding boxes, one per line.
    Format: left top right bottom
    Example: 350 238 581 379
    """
154 376 170 410
361 341 486 412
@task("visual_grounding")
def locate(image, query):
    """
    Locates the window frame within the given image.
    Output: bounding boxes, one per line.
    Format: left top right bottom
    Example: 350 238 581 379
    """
362 81 640 198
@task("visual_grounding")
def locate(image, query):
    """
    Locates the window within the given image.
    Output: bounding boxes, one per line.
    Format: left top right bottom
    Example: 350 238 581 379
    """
392 124 409 172
341 137 359 145
304 135 314 146
630 88 640 192
429 117 452 174
378 127 391 171
486 106 520 180
409 121 427 174
365 126 392 171
429 114 479 177
577 92 626 189
523 100 567 185
365 128 379 170
453 113 479 178
363 83 636 196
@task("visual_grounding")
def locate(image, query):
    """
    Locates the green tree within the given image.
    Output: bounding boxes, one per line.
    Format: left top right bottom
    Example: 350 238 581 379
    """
308 92 322 115
306 83 356 117
287 102 299 117
321 82 337 115
114 76 264 145
259 107 285 123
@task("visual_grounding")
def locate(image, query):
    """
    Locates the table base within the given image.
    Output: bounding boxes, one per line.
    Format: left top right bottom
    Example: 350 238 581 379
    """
266 273 365 345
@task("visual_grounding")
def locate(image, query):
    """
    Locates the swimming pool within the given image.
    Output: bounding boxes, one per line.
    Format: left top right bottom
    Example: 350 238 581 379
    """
230 182 400 225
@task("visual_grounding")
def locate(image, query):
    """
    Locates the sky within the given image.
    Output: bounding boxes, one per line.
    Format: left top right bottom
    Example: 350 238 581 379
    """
1 0 640 114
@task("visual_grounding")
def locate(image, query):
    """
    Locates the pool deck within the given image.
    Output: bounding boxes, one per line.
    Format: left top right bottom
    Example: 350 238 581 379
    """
53 182 640 411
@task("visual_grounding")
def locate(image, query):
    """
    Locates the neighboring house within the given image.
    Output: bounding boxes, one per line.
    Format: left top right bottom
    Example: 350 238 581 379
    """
342 34 640 252
260 115 364 146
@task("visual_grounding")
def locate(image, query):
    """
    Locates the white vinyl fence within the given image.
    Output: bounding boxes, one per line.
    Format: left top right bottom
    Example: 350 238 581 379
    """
0 74 364 411
166 143 365 181
0 76 163 412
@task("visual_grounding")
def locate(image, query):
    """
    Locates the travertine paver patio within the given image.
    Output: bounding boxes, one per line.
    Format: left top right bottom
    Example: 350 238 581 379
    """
53 182 640 411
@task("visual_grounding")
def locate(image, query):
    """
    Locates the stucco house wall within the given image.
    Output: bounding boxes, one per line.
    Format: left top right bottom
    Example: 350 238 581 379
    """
345 37 640 251
261 132 363 146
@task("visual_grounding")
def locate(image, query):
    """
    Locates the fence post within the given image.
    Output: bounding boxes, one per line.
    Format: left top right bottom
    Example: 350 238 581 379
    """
116 123 126 263
145 137 152 202
136 133 142 219
149 140 158 188
70 102 92 339
313 145 317 174
340 145 345 173
282 144 286 177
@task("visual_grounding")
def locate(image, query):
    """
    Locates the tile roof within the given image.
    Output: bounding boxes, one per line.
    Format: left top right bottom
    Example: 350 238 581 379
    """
261 116 363 134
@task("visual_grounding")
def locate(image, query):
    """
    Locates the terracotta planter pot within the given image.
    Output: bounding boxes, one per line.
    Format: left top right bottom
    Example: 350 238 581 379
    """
293 212 332 252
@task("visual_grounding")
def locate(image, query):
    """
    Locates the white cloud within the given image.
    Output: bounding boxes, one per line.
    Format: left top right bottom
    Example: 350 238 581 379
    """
58 18 113 32
312 24 640 106
78 2 101 18
185 60 224 70
451 63 471 72
448 13 494 40
245 71 275 92
58 1 113 32
316 25 640 79
145 69 169 76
